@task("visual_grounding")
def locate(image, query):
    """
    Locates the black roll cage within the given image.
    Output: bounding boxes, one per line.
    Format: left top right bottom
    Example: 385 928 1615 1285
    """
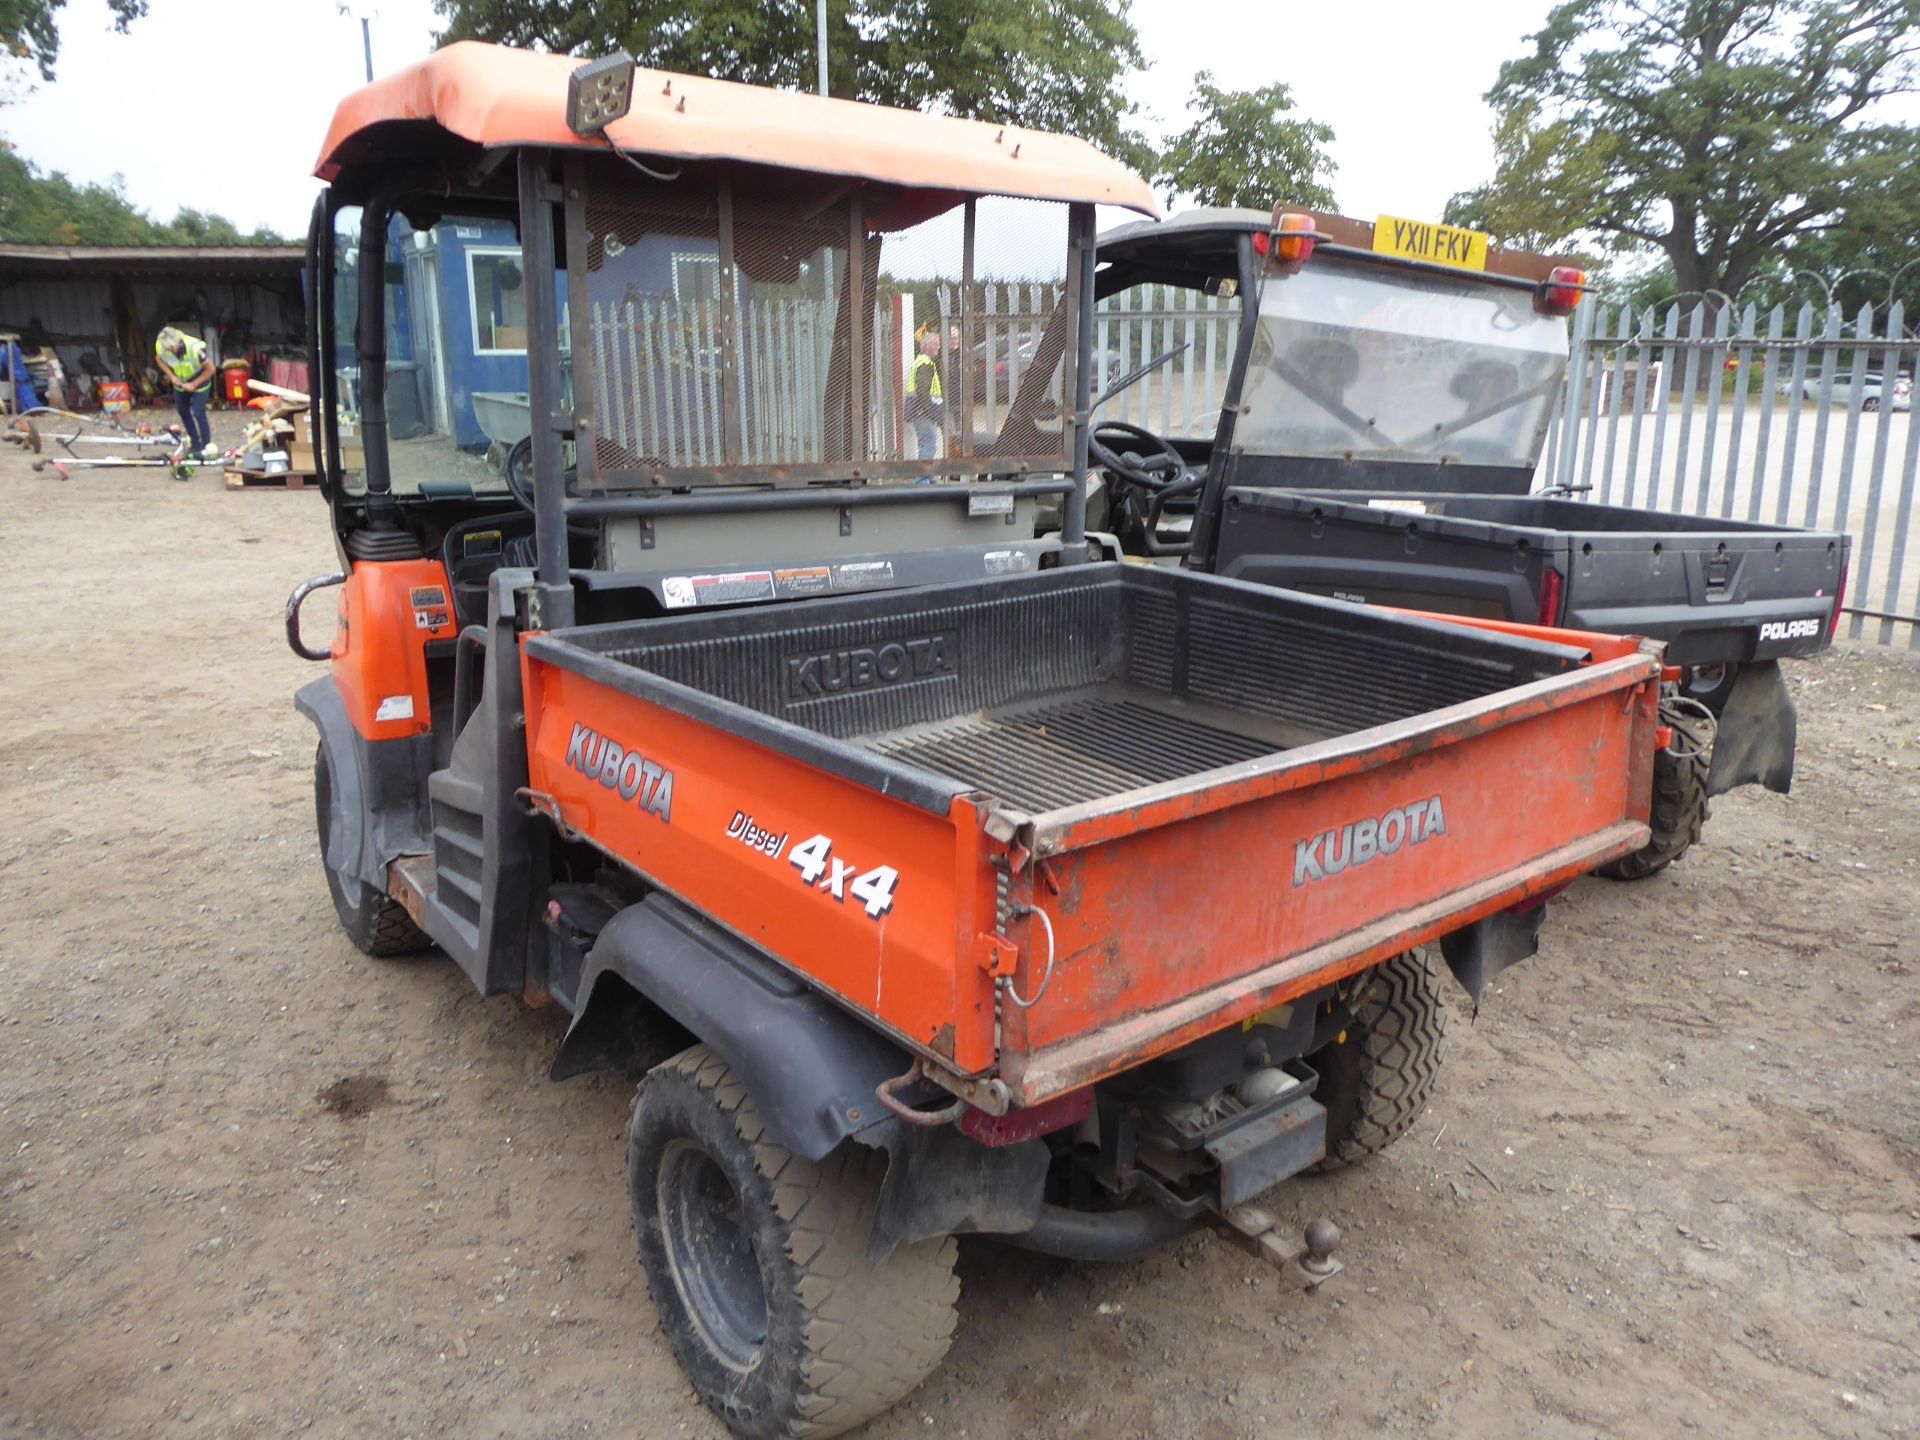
312 148 1102 625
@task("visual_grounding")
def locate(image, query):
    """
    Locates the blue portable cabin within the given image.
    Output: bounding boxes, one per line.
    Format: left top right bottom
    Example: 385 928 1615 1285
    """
395 217 723 456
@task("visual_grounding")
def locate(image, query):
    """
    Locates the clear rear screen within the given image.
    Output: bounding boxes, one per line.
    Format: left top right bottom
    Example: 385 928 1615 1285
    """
1232 256 1569 470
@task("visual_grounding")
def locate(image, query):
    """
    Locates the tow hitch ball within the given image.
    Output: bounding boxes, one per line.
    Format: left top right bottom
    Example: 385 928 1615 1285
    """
1215 1209 1344 1291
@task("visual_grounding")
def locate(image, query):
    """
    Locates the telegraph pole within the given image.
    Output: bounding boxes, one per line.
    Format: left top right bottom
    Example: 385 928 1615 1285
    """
816 0 828 96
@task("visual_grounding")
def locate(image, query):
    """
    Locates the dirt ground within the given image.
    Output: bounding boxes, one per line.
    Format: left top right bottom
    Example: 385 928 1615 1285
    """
2 411 1916 1440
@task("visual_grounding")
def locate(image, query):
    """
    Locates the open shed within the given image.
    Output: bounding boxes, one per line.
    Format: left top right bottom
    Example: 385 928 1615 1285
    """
0 243 307 401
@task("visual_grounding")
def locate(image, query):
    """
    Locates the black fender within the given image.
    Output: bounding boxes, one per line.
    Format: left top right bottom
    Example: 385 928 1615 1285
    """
560 895 1052 1255
294 674 433 890
557 894 919 1162
1705 659 1796 797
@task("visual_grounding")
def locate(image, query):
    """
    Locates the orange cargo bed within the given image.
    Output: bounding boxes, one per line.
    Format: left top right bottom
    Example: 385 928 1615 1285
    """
520 565 1659 1105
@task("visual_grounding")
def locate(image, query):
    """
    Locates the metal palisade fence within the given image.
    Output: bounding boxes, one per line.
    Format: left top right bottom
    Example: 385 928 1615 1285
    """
1544 298 1920 647
590 279 1919 647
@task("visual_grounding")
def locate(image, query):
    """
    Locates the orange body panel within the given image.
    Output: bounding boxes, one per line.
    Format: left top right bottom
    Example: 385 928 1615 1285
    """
332 559 455 740
1389 609 1680 679
1001 658 1659 1101
520 656 1002 1073
521 631 1661 1104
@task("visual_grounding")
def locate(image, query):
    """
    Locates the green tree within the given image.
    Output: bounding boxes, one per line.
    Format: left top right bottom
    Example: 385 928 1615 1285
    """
433 0 1154 171
1451 0 1920 301
1153 72 1335 211
0 147 287 245
1770 157 1920 313
1 0 145 82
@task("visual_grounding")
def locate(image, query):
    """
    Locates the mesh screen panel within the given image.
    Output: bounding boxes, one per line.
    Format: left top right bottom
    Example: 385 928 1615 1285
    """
572 164 1075 485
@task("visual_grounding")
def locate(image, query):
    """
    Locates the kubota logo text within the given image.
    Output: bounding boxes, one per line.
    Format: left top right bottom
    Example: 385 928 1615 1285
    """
786 634 952 698
1294 796 1446 887
565 723 674 822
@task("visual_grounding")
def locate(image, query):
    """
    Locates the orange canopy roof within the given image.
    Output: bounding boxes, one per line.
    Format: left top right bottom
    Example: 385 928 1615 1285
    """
316 42 1159 218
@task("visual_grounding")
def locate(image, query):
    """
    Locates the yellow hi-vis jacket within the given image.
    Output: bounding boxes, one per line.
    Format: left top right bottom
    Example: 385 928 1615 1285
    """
156 333 209 383
907 351 943 419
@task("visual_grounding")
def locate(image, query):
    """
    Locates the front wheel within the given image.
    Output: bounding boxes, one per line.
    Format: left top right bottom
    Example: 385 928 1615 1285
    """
630 1045 959 1440
313 744 430 956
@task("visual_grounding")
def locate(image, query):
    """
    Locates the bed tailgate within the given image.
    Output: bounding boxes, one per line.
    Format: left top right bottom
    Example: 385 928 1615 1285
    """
995 649 1661 1104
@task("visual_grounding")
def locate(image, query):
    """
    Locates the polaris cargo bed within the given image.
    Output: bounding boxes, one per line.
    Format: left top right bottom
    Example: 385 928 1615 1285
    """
520 565 1662 1101
1211 487 1848 666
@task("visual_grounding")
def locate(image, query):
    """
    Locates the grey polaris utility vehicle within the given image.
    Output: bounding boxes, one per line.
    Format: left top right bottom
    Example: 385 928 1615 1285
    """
1082 207 1850 878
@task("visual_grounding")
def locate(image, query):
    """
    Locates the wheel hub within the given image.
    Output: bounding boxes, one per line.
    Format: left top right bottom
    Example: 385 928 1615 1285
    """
657 1139 768 1371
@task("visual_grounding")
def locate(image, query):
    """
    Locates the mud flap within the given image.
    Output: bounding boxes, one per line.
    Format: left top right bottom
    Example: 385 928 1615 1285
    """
1706 660 1796 797
867 1124 1049 1262
1439 906 1546 1012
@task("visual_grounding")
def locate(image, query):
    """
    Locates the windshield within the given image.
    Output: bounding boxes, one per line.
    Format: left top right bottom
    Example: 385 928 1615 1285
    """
1091 281 1240 441
330 207 569 496
1231 256 1567 469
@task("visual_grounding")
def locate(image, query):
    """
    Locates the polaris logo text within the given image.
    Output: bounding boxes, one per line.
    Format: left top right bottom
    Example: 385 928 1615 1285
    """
1758 618 1822 643
1294 796 1446 887
787 634 952 698
565 723 674 822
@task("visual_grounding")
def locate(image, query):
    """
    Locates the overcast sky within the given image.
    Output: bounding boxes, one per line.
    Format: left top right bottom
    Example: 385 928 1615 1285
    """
1 0 1883 238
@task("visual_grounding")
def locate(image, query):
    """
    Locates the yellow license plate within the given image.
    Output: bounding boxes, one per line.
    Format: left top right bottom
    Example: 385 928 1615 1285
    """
1372 214 1489 271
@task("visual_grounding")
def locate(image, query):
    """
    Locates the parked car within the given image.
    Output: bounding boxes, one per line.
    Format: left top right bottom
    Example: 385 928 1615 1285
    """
972 333 1121 402
1796 371 1911 411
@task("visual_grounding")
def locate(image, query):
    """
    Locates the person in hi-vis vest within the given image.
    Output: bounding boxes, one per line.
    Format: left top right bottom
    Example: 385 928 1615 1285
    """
906 327 944 459
155 327 218 460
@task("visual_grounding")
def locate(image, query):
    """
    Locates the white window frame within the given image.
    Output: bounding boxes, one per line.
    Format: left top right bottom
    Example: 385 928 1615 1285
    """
467 246 529 356
671 250 741 309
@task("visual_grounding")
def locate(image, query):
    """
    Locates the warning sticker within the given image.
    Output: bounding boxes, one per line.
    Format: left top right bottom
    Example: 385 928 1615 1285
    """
409 584 450 631
984 549 1033 575
831 560 896 592
660 571 777 609
774 566 833 599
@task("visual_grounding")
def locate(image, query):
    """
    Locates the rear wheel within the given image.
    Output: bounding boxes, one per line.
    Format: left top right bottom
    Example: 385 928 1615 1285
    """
630 1045 959 1440
1310 950 1449 1171
312 744 430 956
1595 705 1713 881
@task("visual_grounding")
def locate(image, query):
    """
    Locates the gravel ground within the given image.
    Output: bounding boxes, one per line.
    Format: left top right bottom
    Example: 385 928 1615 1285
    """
2 414 1916 1438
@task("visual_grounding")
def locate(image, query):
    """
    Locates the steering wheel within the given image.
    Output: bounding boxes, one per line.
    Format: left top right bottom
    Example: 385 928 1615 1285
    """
1089 420 1191 492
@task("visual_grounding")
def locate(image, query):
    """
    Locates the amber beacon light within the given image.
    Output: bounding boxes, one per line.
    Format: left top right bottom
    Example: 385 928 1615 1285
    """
1535 265 1588 316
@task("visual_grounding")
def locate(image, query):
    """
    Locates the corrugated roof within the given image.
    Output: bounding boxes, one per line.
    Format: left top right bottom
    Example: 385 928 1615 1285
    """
315 42 1159 220
0 245 304 276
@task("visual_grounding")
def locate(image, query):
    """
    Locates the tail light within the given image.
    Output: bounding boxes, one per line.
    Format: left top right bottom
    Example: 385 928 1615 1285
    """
1272 212 1318 265
1828 562 1849 641
1534 266 1587 317
1536 563 1565 628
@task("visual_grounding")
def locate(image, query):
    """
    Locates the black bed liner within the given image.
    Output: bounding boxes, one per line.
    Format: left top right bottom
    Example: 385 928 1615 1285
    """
532 564 1592 815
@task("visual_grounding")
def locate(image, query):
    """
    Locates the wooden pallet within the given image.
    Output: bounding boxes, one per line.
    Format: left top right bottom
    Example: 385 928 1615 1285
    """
225 466 318 491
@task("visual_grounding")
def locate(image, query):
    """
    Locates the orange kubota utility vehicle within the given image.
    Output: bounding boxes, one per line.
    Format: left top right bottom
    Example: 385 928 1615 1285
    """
287 44 1663 1438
